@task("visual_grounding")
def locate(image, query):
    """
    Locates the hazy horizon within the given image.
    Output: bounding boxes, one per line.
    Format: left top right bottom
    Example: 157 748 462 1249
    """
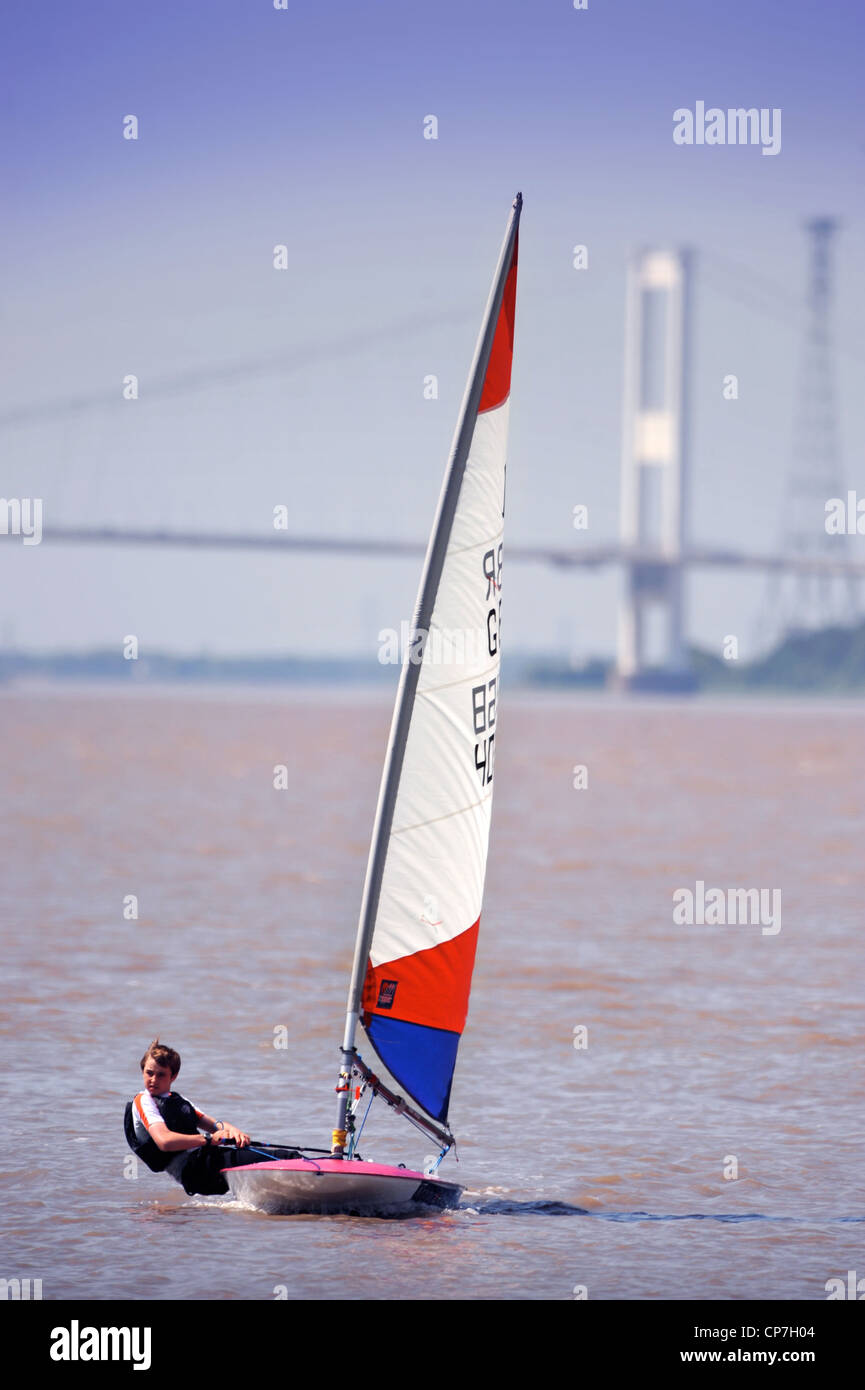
4 0 865 664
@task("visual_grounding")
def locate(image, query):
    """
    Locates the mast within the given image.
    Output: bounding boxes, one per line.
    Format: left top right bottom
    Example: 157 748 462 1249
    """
332 193 522 1158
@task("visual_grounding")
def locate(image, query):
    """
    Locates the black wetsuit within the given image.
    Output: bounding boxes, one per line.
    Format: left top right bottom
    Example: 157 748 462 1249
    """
125 1092 300 1196
125 1092 261 1195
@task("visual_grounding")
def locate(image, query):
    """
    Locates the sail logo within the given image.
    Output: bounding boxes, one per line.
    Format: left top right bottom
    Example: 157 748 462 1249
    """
673 102 781 156
376 980 398 1009
0 496 42 545
673 881 781 935
49 1321 152 1370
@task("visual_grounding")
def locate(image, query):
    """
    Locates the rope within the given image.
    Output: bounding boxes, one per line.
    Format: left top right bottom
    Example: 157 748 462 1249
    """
350 1090 375 1156
245 1144 290 1161
219 1140 332 1160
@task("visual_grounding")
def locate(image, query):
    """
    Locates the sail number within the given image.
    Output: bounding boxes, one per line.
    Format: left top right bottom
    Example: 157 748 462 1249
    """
483 544 503 658
472 679 496 785
473 545 503 787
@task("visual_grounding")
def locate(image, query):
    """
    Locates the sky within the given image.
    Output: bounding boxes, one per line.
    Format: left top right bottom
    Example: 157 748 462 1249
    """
2 0 865 662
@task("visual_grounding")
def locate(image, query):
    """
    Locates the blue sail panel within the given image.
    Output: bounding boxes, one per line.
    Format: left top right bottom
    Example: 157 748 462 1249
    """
365 1015 460 1124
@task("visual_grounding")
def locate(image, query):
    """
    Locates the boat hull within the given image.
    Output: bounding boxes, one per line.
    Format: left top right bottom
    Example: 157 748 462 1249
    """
223 1158 462 1215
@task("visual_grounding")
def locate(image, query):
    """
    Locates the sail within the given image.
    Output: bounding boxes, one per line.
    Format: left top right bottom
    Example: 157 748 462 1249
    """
352 196 521 1124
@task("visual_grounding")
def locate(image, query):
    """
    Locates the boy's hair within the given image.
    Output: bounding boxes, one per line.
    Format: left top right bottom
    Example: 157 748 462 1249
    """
140 1038 181 1078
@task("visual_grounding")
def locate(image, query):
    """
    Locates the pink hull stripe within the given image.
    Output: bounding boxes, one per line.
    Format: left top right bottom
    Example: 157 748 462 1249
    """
222 1159 430 1181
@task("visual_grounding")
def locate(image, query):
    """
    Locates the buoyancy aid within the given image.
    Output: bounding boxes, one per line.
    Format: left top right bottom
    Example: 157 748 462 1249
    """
123 1092 201 1173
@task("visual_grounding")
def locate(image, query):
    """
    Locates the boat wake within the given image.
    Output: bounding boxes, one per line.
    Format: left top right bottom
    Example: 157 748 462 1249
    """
599 1210 865 1225
462 1204 865 1223
462 1196 589 1216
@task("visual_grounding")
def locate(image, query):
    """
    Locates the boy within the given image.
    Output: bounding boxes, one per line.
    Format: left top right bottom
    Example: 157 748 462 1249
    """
125 1038 257 1196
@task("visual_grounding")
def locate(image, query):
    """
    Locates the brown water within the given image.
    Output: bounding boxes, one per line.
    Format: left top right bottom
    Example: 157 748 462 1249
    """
2 685 863 1300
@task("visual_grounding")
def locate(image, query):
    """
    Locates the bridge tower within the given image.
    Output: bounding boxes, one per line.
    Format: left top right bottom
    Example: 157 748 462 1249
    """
770 217 855 635
615 247 696 691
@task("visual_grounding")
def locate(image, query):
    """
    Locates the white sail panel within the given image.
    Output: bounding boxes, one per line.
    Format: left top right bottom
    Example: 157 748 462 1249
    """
369 402 508 974
345 195 521 1126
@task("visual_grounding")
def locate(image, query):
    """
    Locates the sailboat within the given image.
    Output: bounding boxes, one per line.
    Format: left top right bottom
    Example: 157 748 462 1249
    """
226 193 522 1214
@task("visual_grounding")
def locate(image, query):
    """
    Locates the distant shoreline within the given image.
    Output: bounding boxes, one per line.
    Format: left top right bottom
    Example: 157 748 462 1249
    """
2 620 865 698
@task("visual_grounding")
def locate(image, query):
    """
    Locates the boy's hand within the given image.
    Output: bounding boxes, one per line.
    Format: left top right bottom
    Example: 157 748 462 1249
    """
217 1123 250 1147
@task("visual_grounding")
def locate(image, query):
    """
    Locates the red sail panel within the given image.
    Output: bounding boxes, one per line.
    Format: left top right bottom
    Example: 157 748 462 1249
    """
363 918 480 1034
478 233 519 414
